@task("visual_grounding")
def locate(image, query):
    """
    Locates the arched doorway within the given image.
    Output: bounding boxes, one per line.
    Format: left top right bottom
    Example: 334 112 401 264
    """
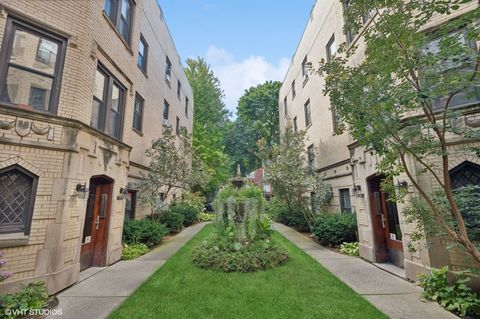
80 175 114 270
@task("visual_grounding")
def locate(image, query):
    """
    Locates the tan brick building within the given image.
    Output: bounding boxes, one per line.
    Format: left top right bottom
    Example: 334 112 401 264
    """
0 0 193 294
280 0 480 283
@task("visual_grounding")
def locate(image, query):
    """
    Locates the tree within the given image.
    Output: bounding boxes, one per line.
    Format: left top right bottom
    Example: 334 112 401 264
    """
262 124 332 225
317 0 480 263
225 81 281 174
138 127 196 215
185 58 231 194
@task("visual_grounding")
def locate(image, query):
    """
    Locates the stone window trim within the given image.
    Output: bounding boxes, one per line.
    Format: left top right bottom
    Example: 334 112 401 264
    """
0 164 38 237
0 16 67 115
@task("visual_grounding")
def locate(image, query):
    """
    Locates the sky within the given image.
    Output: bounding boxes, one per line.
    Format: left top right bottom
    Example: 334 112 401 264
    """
159 0 316 116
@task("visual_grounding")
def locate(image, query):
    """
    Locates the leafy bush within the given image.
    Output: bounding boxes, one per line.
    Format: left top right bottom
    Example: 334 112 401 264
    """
170 201 200 227
199 213 216 222
0 251 12 283
148 210 184 233
122 243 150 260
122 219 168 247
0 282 51 319
418 267 480 317
339 242 359 256
192 237 289 272
311 213 357 246
277 207 310 232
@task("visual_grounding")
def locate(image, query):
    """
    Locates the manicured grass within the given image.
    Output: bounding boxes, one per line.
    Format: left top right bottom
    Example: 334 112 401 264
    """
109 225 387 319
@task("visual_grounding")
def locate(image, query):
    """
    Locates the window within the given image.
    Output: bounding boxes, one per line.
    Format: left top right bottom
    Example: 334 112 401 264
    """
176 116 180 134
104 0 133 44
293 116 298 132
0 17 66 113
133 93 144 132
0 165 38 235
165 56 172 85
302 56 309 80
307 144 315 170
450 161 480 190
304 99 312 127
137 35 148 73
124 191 136 220
177 80 181 99
339 189 352 213
423 30 480 110
90 66 125 140
344 0 358 44
326 35 337 62
291 80 296 99
185 97 189 118
284 97 288 116
162 100 169 126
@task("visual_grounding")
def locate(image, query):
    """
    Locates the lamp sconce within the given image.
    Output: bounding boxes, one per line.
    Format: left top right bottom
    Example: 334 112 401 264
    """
395 180 409 188
75 183 89 199
353 184 365 198
117 187 128 200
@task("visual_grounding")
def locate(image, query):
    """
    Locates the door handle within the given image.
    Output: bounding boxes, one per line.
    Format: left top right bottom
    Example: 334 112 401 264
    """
380 214 386 229
95 215 100 230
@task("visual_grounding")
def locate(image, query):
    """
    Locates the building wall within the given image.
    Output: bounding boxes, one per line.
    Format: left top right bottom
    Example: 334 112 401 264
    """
279 0 480 283
0 0 192 294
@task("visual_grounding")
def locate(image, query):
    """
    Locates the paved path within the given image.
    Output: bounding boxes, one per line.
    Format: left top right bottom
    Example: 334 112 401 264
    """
275 223 458 319
48 222 207 319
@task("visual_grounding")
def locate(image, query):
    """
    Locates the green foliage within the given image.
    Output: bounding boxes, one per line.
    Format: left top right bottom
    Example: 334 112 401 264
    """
224 81 281 174
122 243 150 260
311 213 358 246
262 124 333 226
138 126 197 215
199 212 216 222
192 237 289 272
0 282 50 319
185 58 231 193
277 206 310 232
149 210 185 233
170 201 201 227
122 219 168 247
317 0 480 263
340 242 360 257
418 267 480 317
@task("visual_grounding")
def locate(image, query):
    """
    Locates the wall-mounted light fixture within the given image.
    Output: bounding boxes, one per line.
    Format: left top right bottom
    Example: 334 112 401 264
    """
117 187 129 200
75 183 89 199
395 180 409 188
352 184 365 198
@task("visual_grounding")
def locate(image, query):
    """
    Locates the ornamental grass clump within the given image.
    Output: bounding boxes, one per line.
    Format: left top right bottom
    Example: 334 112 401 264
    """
192 183 289 272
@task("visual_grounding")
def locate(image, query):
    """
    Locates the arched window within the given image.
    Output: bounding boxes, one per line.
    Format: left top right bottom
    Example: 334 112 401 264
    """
0 165 38 235
450 161 480 189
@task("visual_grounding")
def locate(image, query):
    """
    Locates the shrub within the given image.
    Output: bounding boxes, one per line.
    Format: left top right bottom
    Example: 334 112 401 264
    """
122 219 168 247
199 212 216 222
192 237 289 272
277 207 310 232
339 242 359 256
0 282 51 319
148 210 184 233
0 251 12 283
311 213 357 246
122 243 150 260
170 202 200 226
418 266 480 317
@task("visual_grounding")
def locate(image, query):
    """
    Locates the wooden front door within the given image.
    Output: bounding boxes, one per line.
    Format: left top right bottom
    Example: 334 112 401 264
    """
368 175 404 268
80 177 113 270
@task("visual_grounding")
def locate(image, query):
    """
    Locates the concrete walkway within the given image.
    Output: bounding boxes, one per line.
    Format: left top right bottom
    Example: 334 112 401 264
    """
48 222 207 319
275 223 458 319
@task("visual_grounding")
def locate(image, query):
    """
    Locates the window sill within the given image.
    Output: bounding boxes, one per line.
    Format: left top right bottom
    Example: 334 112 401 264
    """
132 127 144 136
0 233 29 248
102 11 134 56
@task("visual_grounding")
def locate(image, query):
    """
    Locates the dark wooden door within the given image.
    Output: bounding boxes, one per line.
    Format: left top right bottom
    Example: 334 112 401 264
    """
80 178 112 270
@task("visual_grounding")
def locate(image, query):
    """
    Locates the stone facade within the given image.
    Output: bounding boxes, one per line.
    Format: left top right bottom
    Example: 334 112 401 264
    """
0 0 193 294
279 0 480 283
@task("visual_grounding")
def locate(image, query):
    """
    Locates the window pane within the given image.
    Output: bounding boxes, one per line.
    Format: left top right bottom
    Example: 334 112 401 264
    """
108 111 120 138
2 66 52 111
111 84 120 112
28 87 47 111
163 102 169 120
0 169 32 232
104 0 117 21
10 29 58 75
94 70 105 100
90 99 105 130
119 0 131 42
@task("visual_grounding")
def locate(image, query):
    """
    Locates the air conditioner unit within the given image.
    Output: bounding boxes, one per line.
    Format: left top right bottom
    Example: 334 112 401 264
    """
163 119 168 126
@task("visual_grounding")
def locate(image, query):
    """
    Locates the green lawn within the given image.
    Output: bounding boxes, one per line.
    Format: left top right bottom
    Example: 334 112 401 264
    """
109 225 387 319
